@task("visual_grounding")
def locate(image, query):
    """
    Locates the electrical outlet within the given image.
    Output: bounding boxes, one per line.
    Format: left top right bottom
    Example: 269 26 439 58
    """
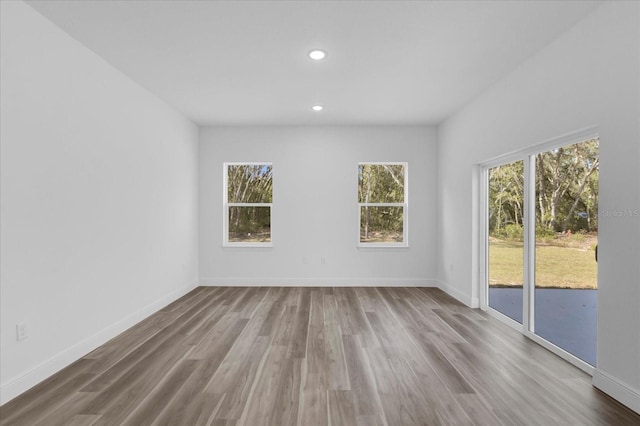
16 323 27 341
321 257 327 265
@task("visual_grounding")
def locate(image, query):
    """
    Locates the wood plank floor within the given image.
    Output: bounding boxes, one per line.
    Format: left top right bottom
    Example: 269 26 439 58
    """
1 287 638 425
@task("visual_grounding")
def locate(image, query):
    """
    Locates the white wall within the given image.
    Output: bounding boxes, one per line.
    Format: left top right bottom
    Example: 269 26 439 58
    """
438 1 640 412
0 1 199 404
199 126 437 286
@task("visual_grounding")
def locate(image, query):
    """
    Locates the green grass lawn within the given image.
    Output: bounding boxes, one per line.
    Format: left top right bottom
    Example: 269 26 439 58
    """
489 239 597 289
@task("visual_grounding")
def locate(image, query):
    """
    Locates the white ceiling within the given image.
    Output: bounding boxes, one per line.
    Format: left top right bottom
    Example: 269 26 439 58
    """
25 0 602 126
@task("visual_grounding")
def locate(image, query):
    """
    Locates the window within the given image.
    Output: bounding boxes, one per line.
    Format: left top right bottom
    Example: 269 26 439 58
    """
358 162 407 246
224 163 273 246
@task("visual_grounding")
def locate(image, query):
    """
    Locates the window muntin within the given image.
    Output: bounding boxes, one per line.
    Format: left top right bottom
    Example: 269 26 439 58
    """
358 163 407 246
224 163 272 246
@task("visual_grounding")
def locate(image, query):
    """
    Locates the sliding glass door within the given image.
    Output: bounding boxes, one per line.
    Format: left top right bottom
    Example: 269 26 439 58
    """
484 135 599 370
533 140 599 366
488 161 524 323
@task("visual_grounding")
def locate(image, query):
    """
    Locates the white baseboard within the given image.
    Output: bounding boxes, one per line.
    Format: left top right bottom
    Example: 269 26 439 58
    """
436 280 480 308
592 369 640 414
0 281 198 406
199 277 438 287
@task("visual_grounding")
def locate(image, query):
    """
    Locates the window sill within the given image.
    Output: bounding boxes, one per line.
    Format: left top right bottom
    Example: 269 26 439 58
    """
223 243 273 249
357 243 409 250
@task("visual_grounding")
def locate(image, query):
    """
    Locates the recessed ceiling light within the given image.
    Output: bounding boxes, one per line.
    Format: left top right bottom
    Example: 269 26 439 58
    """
312 105 324 112
309 50 326 60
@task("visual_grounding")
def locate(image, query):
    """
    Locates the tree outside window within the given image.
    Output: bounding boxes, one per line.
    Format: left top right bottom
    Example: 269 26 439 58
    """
224 163 272 246
358 163 407 246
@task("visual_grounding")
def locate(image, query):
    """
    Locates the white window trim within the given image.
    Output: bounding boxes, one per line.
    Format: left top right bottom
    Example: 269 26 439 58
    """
223 162 273 248
357 162 408 248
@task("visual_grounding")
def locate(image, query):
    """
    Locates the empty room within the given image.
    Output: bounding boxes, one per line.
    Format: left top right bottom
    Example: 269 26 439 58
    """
1 1 639 425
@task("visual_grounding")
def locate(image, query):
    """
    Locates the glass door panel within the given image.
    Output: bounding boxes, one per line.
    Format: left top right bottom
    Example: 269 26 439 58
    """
533 139 599 365
488 161 525 323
